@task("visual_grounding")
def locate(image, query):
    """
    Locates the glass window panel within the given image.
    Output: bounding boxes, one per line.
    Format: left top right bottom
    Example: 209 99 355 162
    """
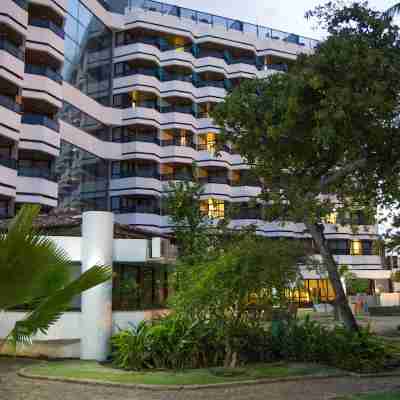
64 16 78 40
78 2 93 28
67 0 79 18
64 37 78 63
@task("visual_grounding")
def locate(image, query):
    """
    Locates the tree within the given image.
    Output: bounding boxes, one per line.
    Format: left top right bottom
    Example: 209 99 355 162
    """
164 181 211 264
0 205 111 345
212 1 400 331
170 235 306 367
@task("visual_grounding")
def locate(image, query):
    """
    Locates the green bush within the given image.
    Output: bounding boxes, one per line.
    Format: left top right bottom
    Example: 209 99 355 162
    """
272 317 388 373
111 315 269 370
112 316 390 373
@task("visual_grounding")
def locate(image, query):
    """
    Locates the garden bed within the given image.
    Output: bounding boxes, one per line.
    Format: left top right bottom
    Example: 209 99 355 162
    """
20 361 345 387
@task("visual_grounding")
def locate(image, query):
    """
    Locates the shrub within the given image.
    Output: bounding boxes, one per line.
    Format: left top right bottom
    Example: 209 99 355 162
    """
272 317 388 373
112 316 390 373
111 315 269 370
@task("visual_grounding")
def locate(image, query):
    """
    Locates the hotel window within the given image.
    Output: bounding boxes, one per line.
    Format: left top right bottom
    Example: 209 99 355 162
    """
351 240 363 256
207 198 225 219
328 240 349 255
325 212 337 225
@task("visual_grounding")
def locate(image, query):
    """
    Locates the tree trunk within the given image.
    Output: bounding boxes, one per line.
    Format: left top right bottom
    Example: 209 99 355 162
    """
305 222 359 332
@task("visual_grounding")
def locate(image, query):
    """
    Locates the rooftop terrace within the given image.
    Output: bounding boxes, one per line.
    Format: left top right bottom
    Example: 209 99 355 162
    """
104 0 319 50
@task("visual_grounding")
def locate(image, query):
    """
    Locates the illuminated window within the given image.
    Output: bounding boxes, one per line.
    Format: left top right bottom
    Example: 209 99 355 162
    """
207 198 225 219
325 212 337 224
351 240 363 256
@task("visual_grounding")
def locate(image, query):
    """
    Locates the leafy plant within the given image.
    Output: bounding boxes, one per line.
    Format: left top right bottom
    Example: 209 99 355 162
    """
0 205 111 345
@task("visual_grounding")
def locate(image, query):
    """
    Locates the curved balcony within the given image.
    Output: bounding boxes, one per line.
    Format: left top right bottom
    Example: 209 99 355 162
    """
114 212 163 230
0 160 17 198
0 40 24 85
110 175 162 197
0 39 24 61
27 21 64 62
29 19 64 38
21 114 60 132
16 175 58 207
25 64 62 83
0 95 21 113
30 0 67 18
3 0 28 36
24 66 63 108
0 96 21 141
20 121 60 157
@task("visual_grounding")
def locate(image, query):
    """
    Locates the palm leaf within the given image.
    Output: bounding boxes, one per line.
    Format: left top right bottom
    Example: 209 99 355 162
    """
0 205 72 309
8 265 112 345
385 4 400 18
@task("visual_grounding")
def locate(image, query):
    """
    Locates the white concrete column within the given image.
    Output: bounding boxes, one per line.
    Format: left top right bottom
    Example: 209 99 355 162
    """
80 211 114 361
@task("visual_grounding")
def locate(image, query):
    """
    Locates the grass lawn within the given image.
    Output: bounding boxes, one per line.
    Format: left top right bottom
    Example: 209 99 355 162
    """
337 392 400 399
23 361 343 386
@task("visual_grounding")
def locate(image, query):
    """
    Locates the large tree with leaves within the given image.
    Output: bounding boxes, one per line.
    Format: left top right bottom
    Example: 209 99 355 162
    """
0 205 111 345
212 1 400 331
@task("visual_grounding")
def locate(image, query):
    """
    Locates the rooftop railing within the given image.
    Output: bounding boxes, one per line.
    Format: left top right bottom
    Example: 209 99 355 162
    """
127 0 319 50
0 39 24 60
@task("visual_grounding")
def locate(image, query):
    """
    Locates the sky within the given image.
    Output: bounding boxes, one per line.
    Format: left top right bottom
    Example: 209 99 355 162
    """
160 0 399 40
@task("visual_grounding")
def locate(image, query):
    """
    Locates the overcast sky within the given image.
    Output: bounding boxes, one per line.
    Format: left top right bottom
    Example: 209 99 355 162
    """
162 0 399 39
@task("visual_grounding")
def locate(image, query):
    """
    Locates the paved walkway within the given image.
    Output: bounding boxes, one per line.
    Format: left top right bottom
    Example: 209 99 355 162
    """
1 358 400 400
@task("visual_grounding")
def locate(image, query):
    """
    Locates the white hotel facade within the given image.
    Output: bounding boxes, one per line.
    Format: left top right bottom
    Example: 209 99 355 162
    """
0 0 392 359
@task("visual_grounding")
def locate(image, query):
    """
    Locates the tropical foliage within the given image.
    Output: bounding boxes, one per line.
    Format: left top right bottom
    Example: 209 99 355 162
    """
111 315 391 373
211 1 400 331
0 205 111 345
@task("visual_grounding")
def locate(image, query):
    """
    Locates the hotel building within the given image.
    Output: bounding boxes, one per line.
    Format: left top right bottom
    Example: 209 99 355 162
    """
0 0 392 359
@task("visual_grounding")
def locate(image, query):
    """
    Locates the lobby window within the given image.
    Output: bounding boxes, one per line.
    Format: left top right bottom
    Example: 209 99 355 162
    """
112 264 169 311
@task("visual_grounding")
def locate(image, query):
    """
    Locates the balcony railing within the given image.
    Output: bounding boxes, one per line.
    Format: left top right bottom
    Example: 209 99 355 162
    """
21 114 60 132
25 64 63 83
0 94 21 113
161 173 193 182
127 0 319 49
161 105 194 115
115 205 161 214
161 138 195 148
198 175 230 185
0 157 17 170
266 64 289 72
12 0 28 10
18 167 57 181
0 39 24 60
113 134 160 144
29 19 65 39
112 169 160 179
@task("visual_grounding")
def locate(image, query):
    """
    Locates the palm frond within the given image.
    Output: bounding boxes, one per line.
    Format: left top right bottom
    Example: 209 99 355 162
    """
9 265 112 345
385 3 400 18
0 205 72 310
